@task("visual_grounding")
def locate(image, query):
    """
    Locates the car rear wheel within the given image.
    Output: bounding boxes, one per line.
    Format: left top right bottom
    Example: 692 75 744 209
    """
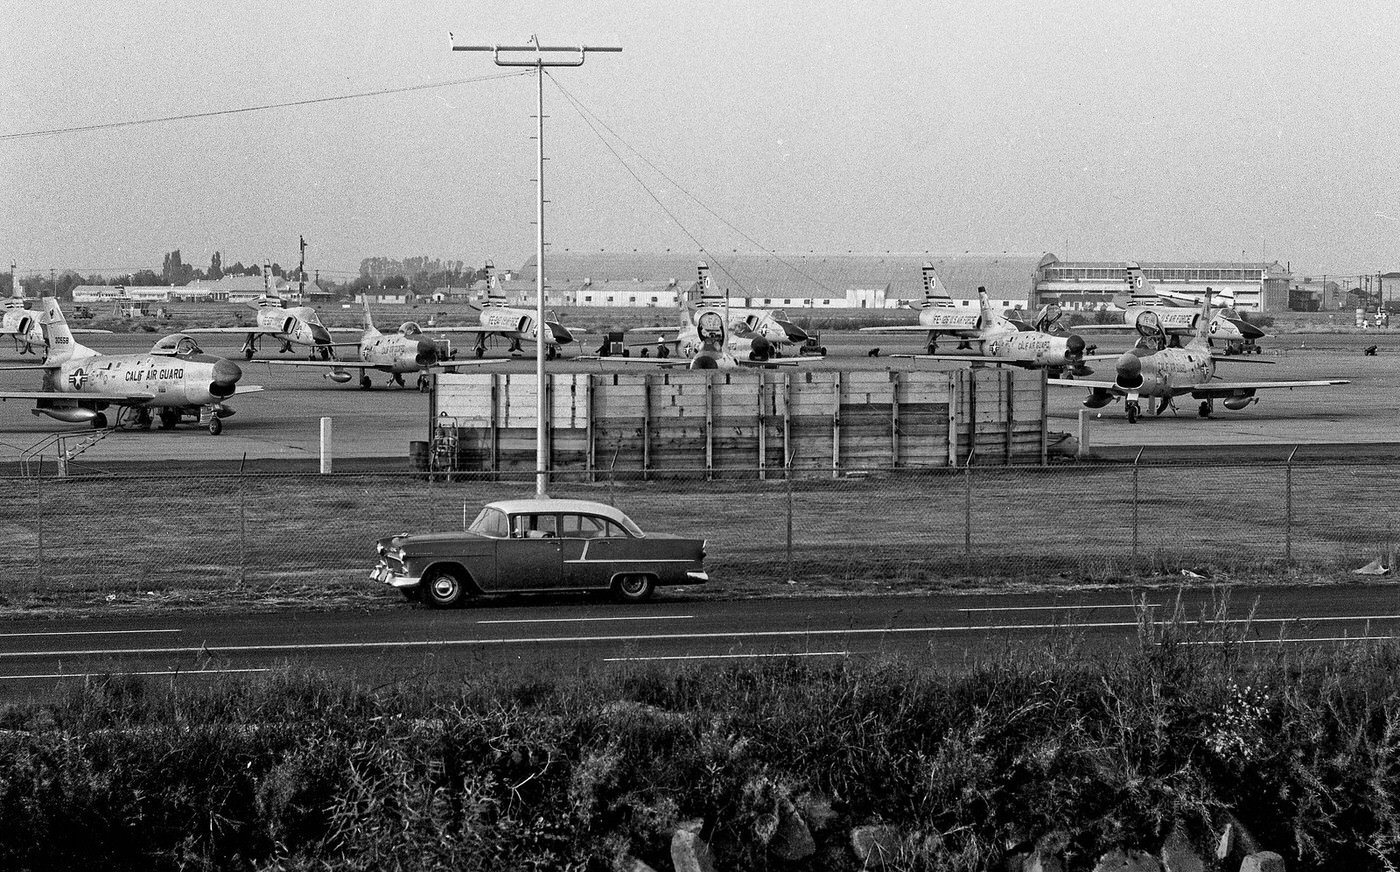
424 568 469 608
613 574 655 603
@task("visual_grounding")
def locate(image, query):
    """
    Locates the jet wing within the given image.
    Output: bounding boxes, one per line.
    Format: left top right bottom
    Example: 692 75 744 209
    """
1189 379 1349 397
249 359 507 370
1048 377 1118 390
0 389 157 402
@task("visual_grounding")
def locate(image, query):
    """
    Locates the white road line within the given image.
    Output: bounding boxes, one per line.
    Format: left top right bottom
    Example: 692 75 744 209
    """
0 628 182 639
2 614 1396 659
2 668 269 681
957 603 1161 613
478 615 694 625
604 651 850 662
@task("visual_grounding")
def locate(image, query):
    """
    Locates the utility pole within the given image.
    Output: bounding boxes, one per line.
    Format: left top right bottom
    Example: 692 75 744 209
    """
452 35 621 498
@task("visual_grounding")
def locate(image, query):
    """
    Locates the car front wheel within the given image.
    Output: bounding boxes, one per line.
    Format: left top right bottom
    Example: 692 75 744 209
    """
424 568 469 608
612 574 655 603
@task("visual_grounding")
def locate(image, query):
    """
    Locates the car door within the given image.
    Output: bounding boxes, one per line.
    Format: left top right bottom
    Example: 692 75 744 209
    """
491 512 563 592
557 513 612 589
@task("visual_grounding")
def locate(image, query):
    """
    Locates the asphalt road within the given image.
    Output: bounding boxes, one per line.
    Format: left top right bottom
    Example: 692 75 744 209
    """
1 583 1396 703
0 328 1393 469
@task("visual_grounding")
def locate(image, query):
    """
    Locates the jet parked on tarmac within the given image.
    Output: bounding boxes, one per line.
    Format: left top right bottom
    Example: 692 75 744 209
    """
0 298 263 434
891 287 1096 377
250 300 505 390
1 285 110 355
858 264 986 353
1082 262 1266 354
187 273 356 360
689 261 811 351
1050 293 1346 423
587 299 823 370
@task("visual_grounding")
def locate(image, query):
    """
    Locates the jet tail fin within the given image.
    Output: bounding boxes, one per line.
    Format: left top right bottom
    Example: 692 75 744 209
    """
918 263 955 309
38 297 94 364
362 297 376 333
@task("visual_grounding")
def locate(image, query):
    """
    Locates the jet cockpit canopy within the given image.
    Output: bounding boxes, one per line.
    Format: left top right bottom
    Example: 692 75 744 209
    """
151 333 204 356
399 321 424 336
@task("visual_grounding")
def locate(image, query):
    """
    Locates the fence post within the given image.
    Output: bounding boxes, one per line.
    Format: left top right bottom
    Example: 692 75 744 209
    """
1132 448 1143 564
239 472 247 586
786 462 794 584
964 466 972 560
36 472 44 588
1285 446 1296 566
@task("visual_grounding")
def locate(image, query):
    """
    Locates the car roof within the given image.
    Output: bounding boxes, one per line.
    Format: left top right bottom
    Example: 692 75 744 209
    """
485 498 635 524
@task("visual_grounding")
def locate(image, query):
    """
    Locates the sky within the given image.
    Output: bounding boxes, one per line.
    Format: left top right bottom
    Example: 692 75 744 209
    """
3 1 1398 283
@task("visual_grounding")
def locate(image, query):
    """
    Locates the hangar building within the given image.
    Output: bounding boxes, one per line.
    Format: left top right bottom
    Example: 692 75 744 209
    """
491 251 1295 314
500 251 1050 312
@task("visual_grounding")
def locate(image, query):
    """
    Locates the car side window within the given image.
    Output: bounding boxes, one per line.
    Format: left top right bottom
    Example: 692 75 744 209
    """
513 514 559 539
603 520 629 538
561 514 608 538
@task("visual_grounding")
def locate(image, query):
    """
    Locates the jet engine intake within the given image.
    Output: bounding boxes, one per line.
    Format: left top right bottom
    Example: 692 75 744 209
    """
414 339 439 367
747 336 773 361
209 358 244 398
689 353 721 370
1114 352 1144 390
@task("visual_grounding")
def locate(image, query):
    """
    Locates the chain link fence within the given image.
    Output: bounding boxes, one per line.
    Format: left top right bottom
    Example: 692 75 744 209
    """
1 461 1394 606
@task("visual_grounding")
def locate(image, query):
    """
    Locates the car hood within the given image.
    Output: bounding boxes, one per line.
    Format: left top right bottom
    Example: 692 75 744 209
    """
382 531 489 549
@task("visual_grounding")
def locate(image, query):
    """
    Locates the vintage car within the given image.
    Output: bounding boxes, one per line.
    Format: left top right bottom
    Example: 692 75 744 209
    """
371 498 709 607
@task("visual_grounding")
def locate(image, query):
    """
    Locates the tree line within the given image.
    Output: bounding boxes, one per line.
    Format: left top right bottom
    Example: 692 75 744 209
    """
4 250 498 300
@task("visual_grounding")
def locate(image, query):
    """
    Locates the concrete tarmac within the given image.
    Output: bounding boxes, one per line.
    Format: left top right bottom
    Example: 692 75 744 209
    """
0 329 1392 470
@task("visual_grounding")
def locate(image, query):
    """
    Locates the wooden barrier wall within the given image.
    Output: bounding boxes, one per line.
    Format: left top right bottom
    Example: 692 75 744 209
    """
430 369 1047 474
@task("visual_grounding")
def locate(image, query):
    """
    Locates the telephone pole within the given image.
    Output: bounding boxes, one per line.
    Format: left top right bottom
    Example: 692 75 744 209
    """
451 35 621 497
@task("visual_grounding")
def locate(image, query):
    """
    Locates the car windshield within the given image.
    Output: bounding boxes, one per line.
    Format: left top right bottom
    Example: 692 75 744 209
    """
467 506 510 538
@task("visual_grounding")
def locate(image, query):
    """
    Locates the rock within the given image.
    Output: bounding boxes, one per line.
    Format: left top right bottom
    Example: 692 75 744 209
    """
1092 847 1162 872
768 793 816 861
1022 848 1066 872
796 791 839 833
620 855 658 872
670 828 716 872
1160 823 1205 872
1216 813 1262 865
851 824 902 869
1240 851 1286 872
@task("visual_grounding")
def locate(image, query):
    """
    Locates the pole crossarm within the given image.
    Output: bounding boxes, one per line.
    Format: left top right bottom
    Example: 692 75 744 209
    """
451 37 621 67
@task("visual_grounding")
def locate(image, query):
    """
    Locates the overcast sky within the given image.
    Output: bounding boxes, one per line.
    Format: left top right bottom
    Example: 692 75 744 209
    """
3 1 1397 283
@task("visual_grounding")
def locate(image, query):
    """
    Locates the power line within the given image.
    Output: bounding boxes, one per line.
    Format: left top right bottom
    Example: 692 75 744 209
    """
0 70 530 141
548 74 837 298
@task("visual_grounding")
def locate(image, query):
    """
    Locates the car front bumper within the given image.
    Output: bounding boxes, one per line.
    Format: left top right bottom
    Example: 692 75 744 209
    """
371 563 421 589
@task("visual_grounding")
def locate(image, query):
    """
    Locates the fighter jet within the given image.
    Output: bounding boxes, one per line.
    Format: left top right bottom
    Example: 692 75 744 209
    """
585 299 823 370
890 287 1095 377
689 262 811 351
1050 292 1347 423
858 264 985 353
186 271 356 360
1 285 110 355
1081 262 1266 354
0 298 263 434
249 299 505 390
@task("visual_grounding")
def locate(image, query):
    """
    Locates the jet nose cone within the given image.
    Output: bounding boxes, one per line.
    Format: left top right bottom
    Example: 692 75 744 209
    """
415 339 438 367
310 324 332 345
1115 351 1143 389
777 320 808 342
550 322 574 343
211 358 243 397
